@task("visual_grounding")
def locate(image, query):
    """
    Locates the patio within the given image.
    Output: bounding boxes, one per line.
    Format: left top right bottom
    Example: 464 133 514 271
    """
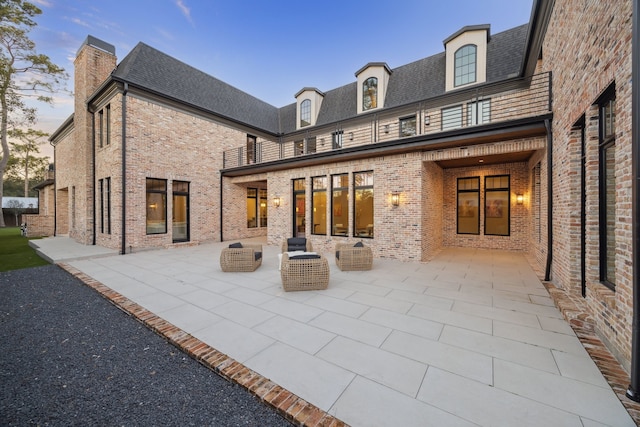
33 237 636 426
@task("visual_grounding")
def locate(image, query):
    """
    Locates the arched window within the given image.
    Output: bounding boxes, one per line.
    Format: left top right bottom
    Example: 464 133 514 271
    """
454 44 477 87
300 99 311 127
363 77 378 111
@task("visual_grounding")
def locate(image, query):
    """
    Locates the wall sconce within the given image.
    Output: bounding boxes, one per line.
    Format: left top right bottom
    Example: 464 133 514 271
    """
273 196 281 207
516 194 524 205
148 203 157 209
384 124 390 134
424 115 430 126
349 132 354 141
391 191 400 207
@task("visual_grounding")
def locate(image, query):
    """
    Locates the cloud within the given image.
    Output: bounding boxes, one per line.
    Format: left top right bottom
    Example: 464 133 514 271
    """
31 0 52 7
69 17 90 28
175 0 193 25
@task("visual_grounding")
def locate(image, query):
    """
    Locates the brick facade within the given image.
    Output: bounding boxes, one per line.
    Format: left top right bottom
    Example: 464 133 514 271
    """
541 0 634 370
47 0 636 373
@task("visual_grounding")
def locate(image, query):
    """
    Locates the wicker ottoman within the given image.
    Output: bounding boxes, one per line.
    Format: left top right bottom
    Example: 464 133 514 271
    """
280 253 329 291
335 243 373 271
220 243 263 272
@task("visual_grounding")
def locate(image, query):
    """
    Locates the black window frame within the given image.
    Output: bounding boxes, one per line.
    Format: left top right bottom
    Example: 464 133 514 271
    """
598 84 616 290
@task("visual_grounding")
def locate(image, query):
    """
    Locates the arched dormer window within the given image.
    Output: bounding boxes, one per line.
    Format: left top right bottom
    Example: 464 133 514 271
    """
363 77 378 111
300 99 311 127
454 44 477 87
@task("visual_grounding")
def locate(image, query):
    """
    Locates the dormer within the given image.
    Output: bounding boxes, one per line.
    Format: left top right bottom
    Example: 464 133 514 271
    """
444 24 490 91
295 87 324 130
355 63 392 115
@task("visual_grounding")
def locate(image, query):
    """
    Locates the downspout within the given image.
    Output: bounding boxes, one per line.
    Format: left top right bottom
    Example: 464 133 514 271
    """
626 0 640 403
219 173 224 242
91 112 96 246
544 118 553 281
121 83 128 255
50 141 56 236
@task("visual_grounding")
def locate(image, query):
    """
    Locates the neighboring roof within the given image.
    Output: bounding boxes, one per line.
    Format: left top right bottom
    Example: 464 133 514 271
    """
111 43 282 134
32 179 54 191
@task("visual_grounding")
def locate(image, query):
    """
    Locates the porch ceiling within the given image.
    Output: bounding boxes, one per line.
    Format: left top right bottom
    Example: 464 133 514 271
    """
435 150 536 168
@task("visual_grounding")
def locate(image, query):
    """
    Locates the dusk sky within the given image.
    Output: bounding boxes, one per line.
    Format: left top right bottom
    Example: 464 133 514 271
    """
27 0 533 157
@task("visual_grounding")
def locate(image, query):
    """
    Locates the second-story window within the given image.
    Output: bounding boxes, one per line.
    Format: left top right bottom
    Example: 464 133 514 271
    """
442 105 463 130
399 115 417 137
455 44 477 87
332 131 343 149
363 77 378 111
300 99 311 127
306 136 316 154
246 134 257 164
468 99 491 125
294 140 304 156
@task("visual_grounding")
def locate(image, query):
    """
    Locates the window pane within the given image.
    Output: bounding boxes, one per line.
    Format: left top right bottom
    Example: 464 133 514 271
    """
294 140 303 156
484 173 510 236
312 179 327 235
400 116 417 137
332 131 343 149
146 178 167 234
354 172 373 238
247 188 257 228
455 44 476 87
259 188 267 227
457 177 480 235
332 174 348 236
442 106 462 130
307 137 316 154
300 99 311 127
363 77 378 110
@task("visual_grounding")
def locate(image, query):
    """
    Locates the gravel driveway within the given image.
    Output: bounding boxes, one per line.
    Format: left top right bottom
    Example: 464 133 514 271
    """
0 265 292 426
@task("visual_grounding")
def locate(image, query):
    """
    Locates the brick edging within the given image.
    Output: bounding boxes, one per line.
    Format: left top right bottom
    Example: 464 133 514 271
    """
59 263 348 427
543 282 640 424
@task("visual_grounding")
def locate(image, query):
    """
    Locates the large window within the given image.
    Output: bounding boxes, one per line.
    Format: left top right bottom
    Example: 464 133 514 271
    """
300 99 311 127
146 178 167 234
457 177 479 235
98 178 111 234
293 179 306 237
247 187 267 228
247 188 258 228
399 115 417 137
312 176 327 235
599 89 616 289
332 174 349 236
363 77 378 111
294 140 304 156
98 104 110 148
172 181 189 242
454 44 477 87
484 175 510 236
354 171 374 238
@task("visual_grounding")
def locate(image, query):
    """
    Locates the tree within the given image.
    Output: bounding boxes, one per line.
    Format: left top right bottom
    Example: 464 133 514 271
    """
5 128 48 196
0 0 67 226
5 197 24 226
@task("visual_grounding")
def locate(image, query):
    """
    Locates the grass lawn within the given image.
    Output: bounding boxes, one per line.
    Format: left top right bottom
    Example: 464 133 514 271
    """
0 227 50 272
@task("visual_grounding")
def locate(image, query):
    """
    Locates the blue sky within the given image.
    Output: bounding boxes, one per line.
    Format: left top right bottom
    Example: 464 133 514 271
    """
29 0 533 147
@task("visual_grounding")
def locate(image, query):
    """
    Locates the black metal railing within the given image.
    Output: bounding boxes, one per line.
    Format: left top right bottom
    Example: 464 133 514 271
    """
223 71 551 169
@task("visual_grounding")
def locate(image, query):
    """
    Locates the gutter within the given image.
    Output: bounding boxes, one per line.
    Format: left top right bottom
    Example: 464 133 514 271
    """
50 141 56 236
627 0 640 403
121 83 128 255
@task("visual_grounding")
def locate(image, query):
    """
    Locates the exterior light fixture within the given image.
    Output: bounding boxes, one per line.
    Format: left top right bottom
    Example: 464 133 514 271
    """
273 196 281 207
516 194 524 205
424 115 430 126
385 124 390 134
349 132 354 141
391 191 400 207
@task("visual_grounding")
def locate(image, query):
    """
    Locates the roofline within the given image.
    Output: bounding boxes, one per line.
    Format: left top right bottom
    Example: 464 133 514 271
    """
294 87 325 98
49 114 74 144
355 62 393 77
520 0 555 77
443 24 491 46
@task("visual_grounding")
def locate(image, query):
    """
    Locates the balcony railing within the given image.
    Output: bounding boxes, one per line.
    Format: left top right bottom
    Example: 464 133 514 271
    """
223 71 551 169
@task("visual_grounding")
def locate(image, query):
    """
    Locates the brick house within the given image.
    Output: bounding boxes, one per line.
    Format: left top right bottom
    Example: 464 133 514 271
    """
49 0 640 395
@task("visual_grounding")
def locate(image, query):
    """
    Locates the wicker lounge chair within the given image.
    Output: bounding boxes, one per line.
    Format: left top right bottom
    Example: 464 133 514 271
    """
281 237 313 253
280 253 329 291
220 242 263 272
335 242 373 271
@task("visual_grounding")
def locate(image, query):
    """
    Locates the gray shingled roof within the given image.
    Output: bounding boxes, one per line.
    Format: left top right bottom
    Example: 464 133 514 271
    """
111 43 282 134
107 24 528 136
